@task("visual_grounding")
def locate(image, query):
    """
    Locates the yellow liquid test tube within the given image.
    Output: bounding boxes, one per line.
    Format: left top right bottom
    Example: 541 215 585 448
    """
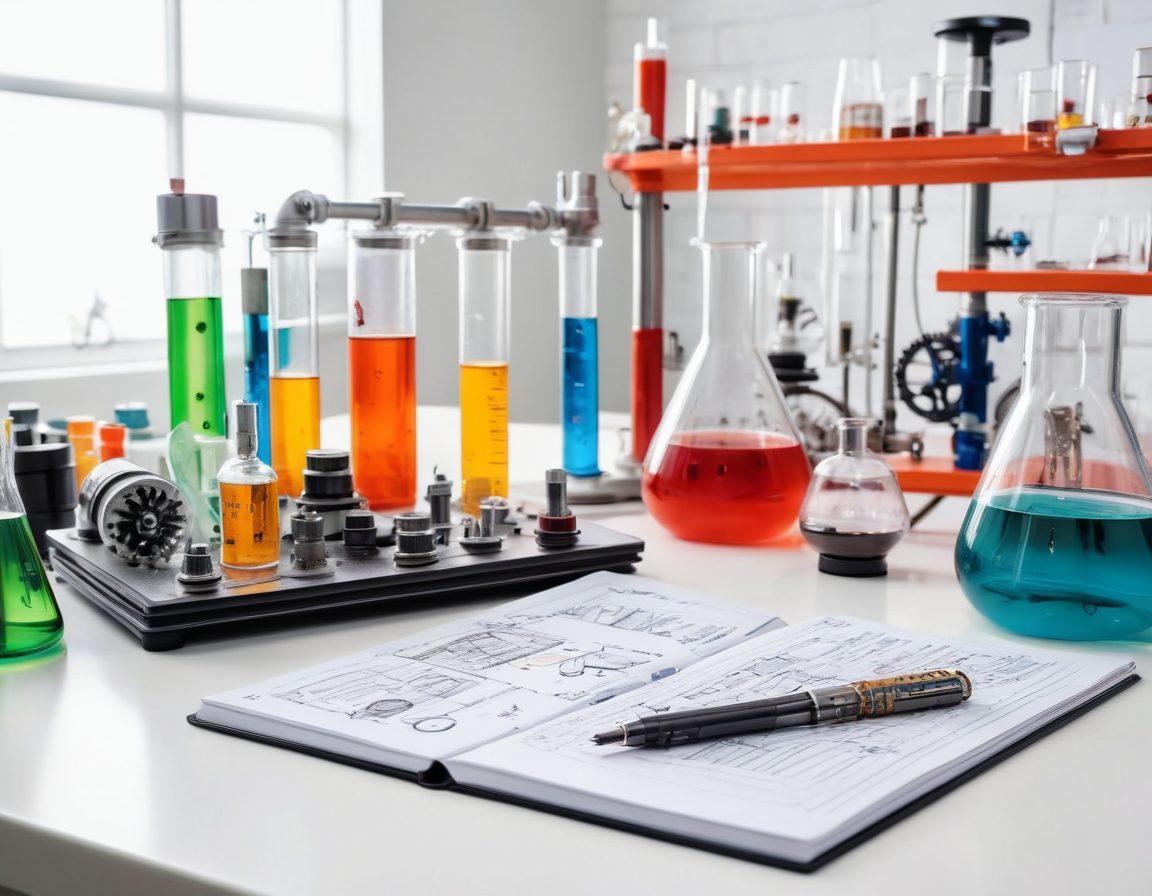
460 362 509 514
458 233 516 516
270 375 320 496
267 231 322 497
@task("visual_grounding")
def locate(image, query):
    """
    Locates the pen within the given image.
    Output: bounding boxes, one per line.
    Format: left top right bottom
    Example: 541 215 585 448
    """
591 668 972 748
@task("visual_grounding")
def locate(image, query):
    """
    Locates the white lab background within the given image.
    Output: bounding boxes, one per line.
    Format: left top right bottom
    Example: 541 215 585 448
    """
1 0 1151 439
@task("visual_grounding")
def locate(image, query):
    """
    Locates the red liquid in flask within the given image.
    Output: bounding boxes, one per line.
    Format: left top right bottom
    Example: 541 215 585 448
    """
642 431 810 544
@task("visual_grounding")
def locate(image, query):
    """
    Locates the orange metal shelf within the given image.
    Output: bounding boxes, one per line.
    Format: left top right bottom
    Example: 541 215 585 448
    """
888 455 981 497
936 269 1152 294
605 129 1152 193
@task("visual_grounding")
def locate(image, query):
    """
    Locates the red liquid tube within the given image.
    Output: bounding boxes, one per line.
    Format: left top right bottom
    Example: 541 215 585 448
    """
348 229 422 510
642 241 810 544
633 17 667 143
631 327 663 464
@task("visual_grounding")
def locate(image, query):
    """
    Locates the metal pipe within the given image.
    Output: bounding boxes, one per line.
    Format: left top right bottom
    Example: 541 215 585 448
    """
882 185 900 435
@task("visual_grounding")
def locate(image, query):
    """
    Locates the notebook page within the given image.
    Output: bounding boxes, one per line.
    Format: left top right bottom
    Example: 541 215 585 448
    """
450 616 1134 859
198 572 783 767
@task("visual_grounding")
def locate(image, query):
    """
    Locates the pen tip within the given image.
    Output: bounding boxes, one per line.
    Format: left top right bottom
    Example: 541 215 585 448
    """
592 729 624 745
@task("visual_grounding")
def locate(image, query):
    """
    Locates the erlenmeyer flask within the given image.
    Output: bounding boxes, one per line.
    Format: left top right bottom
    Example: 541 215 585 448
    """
0 420 64 661
955 294 1152 640
642 241 811 544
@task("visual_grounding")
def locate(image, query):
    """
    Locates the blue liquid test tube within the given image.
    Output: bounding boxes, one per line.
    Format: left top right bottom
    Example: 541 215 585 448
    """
554 235 603 477
241 267 271 464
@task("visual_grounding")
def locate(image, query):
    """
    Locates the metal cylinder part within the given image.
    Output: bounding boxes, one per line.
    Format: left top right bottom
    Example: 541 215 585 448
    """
177 543 222 592
76 458 188 565
535 468 580 549
342 508 378 552
235 401 259 458
290 511 328 570
394 527 439 567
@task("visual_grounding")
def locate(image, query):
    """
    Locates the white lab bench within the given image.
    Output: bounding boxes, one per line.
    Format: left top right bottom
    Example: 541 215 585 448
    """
0 408 1148 896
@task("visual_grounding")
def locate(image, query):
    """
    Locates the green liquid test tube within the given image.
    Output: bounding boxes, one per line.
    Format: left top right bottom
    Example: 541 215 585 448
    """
156 179 227 436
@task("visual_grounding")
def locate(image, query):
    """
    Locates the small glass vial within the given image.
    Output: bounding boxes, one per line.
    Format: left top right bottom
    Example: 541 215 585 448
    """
217 401 280 570
799 418 910 577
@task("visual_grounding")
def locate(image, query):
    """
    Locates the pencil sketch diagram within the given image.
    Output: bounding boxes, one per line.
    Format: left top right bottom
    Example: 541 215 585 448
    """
270 655 515 733
395 624 660 701
507 581 751 652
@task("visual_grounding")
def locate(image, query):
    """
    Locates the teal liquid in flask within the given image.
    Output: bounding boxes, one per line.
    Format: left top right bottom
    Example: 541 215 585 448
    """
0 421 64 661
955 293 1152 641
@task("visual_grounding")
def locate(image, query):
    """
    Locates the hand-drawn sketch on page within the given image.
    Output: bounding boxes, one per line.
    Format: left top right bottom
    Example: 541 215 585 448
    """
201 572 784 763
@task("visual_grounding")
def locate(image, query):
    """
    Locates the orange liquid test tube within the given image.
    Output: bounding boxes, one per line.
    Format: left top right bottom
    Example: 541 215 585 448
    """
348 230 420 509
267 229 322 497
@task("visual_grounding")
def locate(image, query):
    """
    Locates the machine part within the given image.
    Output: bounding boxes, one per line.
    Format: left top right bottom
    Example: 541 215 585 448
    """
895 331 963 423
534 469 580 549
77 459 188 566
425 471 454 544
342 509 378 554
933 16 1030 471
478 496 518 535
294 449 363 538
1042 404 1085 488
460 503 504 554
393 527 439 568
394 511 432 533
176 543 222 593
13 442 77 554
289 511 327 571
782 385 852 456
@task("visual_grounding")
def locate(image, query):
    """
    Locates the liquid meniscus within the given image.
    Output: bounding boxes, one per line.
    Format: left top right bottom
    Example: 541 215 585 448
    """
349 334 417 510
220 480 281 569
460 362 509 516
562 317 601 477
0 512 63 660
642 430 811 544
955 486 1152 640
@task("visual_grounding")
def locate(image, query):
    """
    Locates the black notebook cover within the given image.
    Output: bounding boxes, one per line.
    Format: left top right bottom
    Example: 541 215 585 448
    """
187 672 1138 873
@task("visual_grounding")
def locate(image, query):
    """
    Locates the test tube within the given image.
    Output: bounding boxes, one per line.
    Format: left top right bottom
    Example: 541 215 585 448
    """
155 179 227 436
834 57 883 140
886 85 912 137
266 226 320 497
555 232 603 478
910 73 934 136
633 17 667 143
778 82 805 143
241 222 271 466
1056 60 1096 129
348 229 420 510
458 233 514 515
1018 67 1056 141
98 422 126 461
683 78 698 145
750 79 777 144
1129 48 1152 127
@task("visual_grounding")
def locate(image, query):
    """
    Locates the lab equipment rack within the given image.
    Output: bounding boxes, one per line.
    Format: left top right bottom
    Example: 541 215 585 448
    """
605 129 1152 495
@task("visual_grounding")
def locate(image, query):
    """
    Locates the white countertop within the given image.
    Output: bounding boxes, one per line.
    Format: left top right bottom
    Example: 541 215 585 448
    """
1 408 1148 896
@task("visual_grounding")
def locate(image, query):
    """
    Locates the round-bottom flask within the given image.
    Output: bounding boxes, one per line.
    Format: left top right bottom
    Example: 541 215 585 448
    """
955 294 1152 640
799 418 910 576
642 241 811 544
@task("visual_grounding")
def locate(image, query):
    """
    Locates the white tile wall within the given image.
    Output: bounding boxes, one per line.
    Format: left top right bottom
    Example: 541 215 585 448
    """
606 0 1152 433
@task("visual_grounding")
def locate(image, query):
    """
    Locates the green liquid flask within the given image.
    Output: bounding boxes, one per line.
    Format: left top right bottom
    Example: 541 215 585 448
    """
155 179 227 436
0 421 63 661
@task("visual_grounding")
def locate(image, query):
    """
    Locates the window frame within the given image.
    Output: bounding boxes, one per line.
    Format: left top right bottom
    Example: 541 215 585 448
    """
0 0 373 375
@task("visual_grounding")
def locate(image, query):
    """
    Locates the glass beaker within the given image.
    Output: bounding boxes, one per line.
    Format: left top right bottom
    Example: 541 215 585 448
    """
1018 67 1056 143
1056 60 1096 130
1 420 64 661
778 82 805 143
800 418 910 576
1129 47 1152 127
833 57 883 140
642 241 811 544
955 294 1152 641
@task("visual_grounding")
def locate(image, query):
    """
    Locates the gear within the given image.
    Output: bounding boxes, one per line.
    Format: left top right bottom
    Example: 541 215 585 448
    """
896 331 962 423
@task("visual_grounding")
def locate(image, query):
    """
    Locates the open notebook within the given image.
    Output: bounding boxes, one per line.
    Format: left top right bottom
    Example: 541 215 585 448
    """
191 572 1138 870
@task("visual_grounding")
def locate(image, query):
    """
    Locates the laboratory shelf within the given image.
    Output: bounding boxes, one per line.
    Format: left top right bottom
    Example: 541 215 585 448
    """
888 455 981 497
604 129 1152 193
936 269 1152 295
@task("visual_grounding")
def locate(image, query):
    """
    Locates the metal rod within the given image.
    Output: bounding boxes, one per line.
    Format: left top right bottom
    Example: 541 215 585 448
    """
882 185 900 435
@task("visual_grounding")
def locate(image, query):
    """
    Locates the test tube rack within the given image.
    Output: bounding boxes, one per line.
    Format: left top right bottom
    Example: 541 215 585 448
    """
46 517 644 651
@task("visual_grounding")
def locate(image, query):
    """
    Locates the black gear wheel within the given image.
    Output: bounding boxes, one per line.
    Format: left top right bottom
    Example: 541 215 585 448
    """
895 331 962 423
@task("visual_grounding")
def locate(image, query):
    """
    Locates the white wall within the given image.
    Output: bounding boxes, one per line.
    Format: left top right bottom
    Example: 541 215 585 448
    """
603 0 1152 433
380 0 618 423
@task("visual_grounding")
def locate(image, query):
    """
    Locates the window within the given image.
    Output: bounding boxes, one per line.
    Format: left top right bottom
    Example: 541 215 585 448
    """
0 0 379 367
